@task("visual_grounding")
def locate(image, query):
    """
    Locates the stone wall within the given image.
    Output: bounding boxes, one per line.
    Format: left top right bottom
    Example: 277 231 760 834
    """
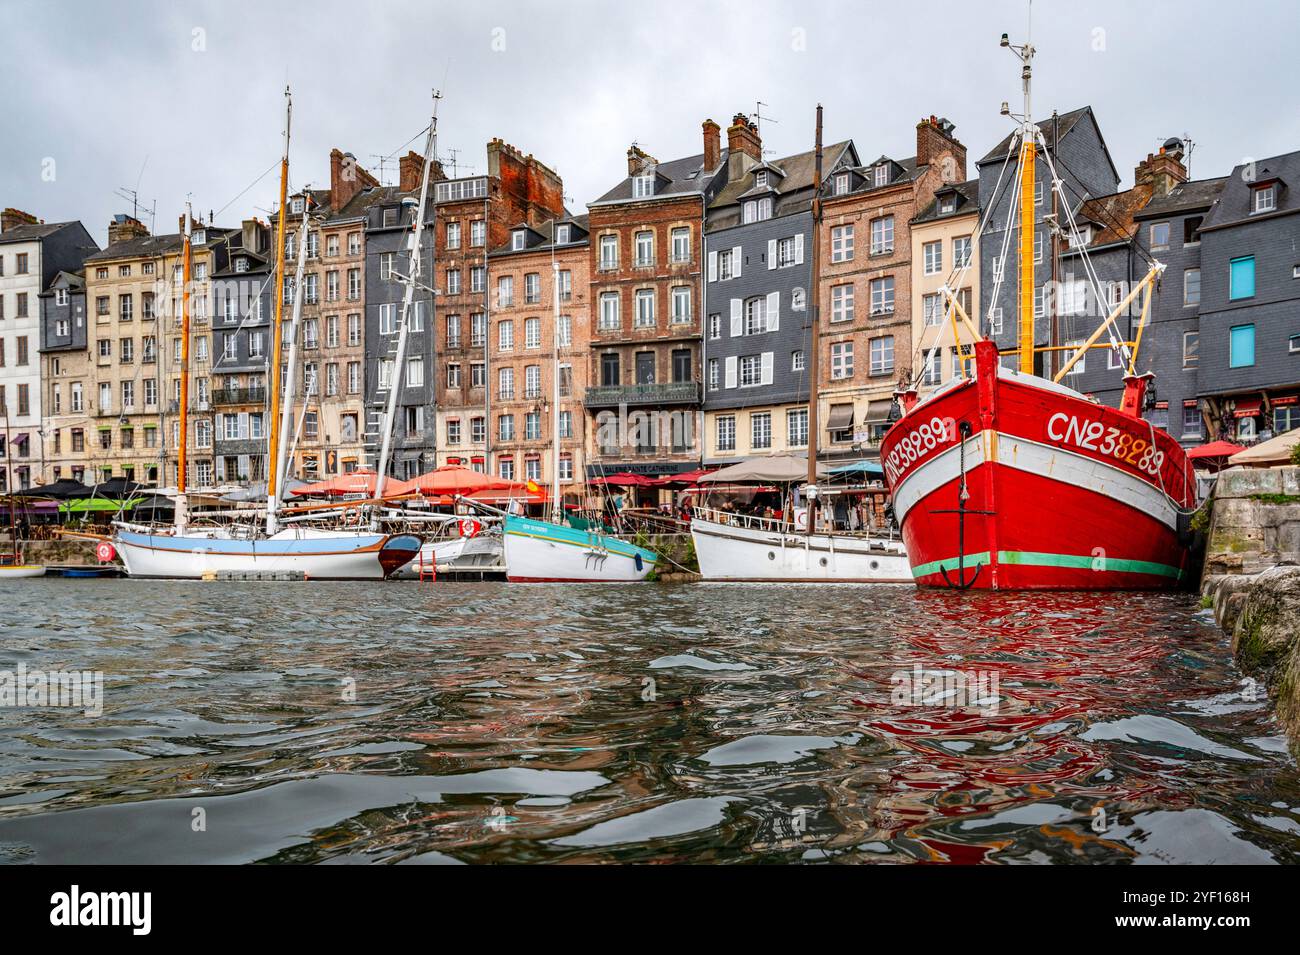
1202 465 1300 577
1203 567 1300 752
0 537 100 565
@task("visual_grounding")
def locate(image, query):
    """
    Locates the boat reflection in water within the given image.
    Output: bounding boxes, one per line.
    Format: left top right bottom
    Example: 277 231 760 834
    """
0 583 1293 864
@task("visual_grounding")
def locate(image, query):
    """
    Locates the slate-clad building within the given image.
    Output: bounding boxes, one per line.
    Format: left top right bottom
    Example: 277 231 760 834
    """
0 209 98 489
38 268 89 483
1194 150 1300 442
702 133 856 465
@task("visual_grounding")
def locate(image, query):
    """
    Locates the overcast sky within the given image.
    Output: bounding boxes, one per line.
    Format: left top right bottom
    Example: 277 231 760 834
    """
3 0 1296 247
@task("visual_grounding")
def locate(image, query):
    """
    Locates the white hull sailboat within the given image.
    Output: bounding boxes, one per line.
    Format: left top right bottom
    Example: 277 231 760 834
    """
114 525 420 580
111 90 434 580
691 507 910 583
0 563 46 579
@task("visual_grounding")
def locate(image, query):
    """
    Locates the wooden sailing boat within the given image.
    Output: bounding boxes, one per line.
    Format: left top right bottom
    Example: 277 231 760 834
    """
110 88 420 579
0 398 45 577
879 31 1196 589
689 105 911 583
502 218 658 582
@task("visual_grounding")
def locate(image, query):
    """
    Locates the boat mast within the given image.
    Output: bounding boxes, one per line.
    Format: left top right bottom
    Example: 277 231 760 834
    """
175 203 192 531
373 91 441 508
1013 28 1037 375
268 195 312 533
265 87 291 530
550 219 562 523
805 104 824 536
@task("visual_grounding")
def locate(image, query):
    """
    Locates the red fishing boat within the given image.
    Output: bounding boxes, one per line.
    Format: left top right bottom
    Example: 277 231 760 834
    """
880 33 1196 590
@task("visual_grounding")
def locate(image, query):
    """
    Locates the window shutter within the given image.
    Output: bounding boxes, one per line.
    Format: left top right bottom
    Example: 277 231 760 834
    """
724 356 738 389
730 298 742 337
760 352 774 386
732 246 742 278
795 233 805 265
767 239 777 270
766 291 780 331
707 250 718 283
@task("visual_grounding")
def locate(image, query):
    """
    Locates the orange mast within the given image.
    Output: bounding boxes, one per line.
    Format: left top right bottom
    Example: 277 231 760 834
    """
266 87 292 517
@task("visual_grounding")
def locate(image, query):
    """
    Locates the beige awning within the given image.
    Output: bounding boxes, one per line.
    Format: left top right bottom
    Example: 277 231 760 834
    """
825 404 855 430
1228 427 1300 466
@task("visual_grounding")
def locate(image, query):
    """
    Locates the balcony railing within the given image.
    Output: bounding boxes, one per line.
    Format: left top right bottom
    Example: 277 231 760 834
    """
583 381 701 408
213 386 267 405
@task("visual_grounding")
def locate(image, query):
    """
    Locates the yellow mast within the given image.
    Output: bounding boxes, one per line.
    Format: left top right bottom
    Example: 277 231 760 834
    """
266 87 291 510
1017 136 1036 374
178 204 192 494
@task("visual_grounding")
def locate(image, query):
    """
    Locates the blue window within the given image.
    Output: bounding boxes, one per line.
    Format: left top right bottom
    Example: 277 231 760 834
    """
1229 256 1255 299
1229 324 1256 368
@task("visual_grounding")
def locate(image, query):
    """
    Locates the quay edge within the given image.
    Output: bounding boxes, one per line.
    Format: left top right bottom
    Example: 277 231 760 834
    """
1200 464 1300 752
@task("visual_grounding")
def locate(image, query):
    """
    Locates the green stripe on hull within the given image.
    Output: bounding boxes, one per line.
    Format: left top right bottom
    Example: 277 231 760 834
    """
995 550 1184 579
913 549 1183 580
910 552 992 578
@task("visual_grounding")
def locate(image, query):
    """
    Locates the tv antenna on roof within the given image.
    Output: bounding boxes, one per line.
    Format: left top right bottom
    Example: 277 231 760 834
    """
368 154 392 185
442 147 465 178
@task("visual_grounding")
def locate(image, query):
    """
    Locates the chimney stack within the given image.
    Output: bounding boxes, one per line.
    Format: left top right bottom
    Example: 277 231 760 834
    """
702 119 721 172
1134 144 1189 198
330 148 379 211
626 143 657 177
1 208 38 233
916 115 966 182
726 113 762 181
107 214 150 245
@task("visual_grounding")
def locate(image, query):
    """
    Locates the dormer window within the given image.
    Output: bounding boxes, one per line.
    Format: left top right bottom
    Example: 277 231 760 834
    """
874 164 889 187
633 174 656 198
192 229 206 246
290 197 304 214
55 289 69 306
939 195 956 215
556 224 570 244
755 170 768 188
834 172 849 196
1067 225 1093 248
1252 184 1277 214
235 257 249 273
512 230 526 251
743 197 773 224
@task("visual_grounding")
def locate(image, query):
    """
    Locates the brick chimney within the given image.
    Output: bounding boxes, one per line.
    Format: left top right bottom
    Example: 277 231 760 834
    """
726 113 762 180
1 208 38 233
626 143 658 177
702 119 721 172
108 214 150 245
916 116 966 183
1134 144 1188 198
330 148 379 211
399 150 435 192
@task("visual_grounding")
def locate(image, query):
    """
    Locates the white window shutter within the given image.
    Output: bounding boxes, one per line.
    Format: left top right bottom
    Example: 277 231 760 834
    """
707 250 718 283
767 239 777 270
795 233 805 265
760 352 774 386
767 291 780 331
730 298 742 337
732 246 742 277
724 356 738 389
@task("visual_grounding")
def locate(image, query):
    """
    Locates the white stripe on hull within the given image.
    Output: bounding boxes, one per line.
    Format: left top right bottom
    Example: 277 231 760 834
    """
691 517 912 582
503 529 653 582
115 537 392 579
892 430 1179 531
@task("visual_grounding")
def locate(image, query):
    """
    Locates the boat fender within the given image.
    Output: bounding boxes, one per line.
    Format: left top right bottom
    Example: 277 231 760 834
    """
634 554 643 573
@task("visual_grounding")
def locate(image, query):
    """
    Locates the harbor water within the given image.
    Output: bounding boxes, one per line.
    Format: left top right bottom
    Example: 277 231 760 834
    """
0 579 1297 864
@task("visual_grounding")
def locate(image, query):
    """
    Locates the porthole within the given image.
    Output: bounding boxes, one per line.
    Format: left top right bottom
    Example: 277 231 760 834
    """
768 551 776 560
819 557 828 567
870 560 879 570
